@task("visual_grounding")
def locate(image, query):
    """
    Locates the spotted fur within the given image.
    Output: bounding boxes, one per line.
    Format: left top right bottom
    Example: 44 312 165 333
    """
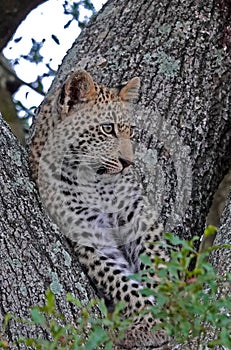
29 70 170 349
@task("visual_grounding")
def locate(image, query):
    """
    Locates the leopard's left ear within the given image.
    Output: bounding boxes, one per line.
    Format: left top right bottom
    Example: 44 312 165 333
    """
119 77 140 102
59 70 97 114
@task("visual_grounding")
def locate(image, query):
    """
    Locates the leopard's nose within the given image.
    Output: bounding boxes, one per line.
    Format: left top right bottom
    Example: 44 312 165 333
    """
119 157 134 169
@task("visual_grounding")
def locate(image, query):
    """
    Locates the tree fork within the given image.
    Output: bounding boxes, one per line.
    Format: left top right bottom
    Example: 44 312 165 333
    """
0 0 230 348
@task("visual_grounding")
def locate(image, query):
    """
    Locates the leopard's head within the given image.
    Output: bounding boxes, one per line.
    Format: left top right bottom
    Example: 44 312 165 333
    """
57 70 140 175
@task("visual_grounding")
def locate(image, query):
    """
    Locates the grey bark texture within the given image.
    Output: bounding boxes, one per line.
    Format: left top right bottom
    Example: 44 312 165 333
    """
0 0 230 349
0 117 98 348
210 191 231 277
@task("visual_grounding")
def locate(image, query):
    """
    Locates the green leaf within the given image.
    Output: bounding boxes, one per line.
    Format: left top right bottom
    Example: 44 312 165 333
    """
140 288 155 297
104 340 113 350
14 37 22 43
139 253 153 267
45 289 56 312
97 300 108 316
164 232 183 245
30 308 45 324
2 312 12 330
113 300 126 314
85 327 108 349
22 338 37 346
0 340 9 349
66 293 83 307
220 327 231 347
204 225 217 237
51 34 60 45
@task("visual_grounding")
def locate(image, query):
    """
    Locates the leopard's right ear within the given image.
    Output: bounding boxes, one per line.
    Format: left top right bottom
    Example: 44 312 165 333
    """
59 70 97 114
119 77 140 102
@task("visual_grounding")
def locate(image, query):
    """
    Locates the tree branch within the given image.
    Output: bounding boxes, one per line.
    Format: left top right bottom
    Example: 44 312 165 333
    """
0 0 47 51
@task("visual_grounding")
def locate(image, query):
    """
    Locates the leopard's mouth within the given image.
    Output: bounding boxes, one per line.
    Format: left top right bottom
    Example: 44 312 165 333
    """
96 158 134 175
96 165 133 176
96 164 123 175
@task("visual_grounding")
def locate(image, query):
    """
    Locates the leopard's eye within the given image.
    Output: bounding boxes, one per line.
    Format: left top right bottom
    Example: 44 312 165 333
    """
101 123 114 134
130 126 136 138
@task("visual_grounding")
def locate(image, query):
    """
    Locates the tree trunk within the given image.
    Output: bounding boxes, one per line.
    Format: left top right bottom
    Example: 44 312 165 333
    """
0 0 230 348
0 116 98 348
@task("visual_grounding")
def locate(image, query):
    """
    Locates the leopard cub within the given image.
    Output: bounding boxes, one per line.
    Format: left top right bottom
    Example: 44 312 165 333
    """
30 70 170 349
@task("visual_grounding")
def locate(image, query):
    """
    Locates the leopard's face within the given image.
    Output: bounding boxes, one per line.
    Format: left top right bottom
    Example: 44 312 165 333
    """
56 73 140 178
64 101 136 176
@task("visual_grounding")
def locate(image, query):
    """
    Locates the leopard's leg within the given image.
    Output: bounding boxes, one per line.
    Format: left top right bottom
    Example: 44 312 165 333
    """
115 225 172 349
139 223 170 289
76 244 152 315
75 244 170 349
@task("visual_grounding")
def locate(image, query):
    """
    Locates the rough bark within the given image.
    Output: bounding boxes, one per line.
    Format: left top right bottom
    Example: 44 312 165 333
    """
0 0 230 348
210 192 231 275
0 116 98 348
0 0 46 51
